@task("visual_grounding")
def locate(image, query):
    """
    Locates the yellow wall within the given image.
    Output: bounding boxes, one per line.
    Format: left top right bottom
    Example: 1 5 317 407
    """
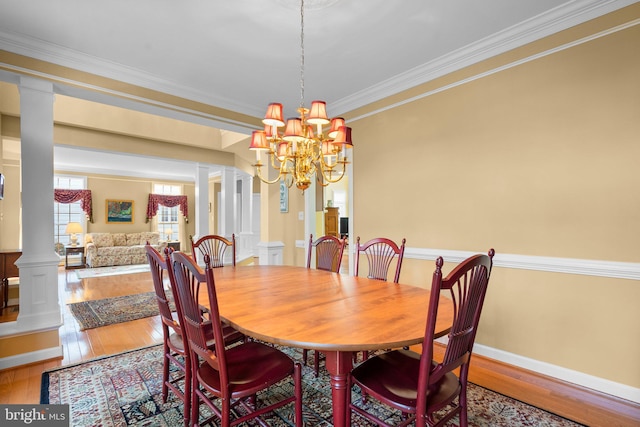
350 14 639 387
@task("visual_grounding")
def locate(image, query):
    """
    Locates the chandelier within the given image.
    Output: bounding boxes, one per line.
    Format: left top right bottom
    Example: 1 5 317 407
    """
249 0 353 192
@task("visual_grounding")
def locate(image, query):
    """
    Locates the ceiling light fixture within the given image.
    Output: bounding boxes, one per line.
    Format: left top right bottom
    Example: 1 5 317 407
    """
249 0 353 192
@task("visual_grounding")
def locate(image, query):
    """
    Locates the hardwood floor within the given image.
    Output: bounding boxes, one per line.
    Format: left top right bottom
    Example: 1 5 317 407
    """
0 267 165 404
1 265 638 427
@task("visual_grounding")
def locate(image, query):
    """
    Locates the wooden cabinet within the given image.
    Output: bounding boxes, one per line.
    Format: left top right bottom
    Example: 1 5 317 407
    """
324 207 339 238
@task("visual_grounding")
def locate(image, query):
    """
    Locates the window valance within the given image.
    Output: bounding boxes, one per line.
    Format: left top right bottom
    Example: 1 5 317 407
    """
54 189 93 222
146 194 189 223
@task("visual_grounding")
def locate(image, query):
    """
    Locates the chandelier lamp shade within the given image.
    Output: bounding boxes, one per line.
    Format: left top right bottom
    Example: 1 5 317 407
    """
249 0 353 192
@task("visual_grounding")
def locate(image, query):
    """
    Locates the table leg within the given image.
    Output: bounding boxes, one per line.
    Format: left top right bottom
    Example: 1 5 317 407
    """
323 350 354 427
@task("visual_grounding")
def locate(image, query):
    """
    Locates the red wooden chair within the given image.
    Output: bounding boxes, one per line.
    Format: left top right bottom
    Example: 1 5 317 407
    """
306 233 346 273
190 234 236 267
347 249 495 427
353 236 406 361
355 237 406 284
170 251 303 427
145 245 243 427
303 234 346 375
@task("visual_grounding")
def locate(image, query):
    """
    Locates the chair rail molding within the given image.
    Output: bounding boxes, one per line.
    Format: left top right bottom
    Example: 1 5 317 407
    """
404 247 640 281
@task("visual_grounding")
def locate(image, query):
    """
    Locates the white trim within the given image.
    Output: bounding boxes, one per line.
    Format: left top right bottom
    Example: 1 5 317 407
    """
335 0 639 115
473 344 640 404
347 17 640 123
0 345 63 371
404 247 640 281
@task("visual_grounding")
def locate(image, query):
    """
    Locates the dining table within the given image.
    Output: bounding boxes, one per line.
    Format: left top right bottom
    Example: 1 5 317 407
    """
200 264 454 427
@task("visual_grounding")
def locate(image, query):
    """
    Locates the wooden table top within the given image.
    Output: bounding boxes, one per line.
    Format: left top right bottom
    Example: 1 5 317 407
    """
202 265 453 352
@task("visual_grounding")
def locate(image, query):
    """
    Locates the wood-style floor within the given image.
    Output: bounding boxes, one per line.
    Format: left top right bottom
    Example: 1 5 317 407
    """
0 268 164 404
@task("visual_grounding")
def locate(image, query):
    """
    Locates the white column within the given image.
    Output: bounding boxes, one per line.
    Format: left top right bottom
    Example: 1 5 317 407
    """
15 77 62 330
219 167 236 237
194 163 209 239
238 173 253 260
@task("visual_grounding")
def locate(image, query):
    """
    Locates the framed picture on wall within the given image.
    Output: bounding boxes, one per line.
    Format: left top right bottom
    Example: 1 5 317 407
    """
279 181 288 213
106 199 134 223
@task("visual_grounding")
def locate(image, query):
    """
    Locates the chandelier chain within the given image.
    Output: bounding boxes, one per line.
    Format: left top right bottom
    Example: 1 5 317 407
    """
299 0 305 109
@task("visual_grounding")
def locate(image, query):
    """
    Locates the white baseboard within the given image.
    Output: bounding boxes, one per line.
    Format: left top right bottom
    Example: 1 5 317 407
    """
0 345 63 371
473 344 640 404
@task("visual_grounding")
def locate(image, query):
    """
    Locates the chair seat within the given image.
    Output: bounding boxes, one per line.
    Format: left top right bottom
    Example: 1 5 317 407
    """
169 321 243 352
351 349 461 413
197 341 295 396
168 331 185 352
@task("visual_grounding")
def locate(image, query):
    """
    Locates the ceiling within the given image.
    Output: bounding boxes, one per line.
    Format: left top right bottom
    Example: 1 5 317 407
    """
0 0 634 180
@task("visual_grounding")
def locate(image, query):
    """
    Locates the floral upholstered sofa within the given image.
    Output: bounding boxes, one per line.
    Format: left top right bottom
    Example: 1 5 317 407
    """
85 232 167 267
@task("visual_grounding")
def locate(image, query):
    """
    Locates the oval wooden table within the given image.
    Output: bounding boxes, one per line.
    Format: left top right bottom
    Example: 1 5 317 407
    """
200 265 454 427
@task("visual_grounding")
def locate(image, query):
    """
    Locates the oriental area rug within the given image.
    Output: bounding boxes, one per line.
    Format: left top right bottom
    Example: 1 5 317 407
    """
41 345 584 427
67 292 166 330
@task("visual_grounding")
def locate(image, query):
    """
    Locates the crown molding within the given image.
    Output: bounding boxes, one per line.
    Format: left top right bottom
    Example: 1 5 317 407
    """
333 0 638 115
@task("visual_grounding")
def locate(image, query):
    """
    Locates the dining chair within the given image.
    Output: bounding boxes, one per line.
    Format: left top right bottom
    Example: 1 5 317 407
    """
170 251 303 427
306 233 346 272
303 234 346 375
354 236 406 284
347 249 495 427
145 245 244 427
190 234 236 267
353 236 407 362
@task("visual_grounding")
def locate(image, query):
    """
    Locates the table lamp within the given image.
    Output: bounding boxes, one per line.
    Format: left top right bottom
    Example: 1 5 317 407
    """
164 228 173 242
65 222 83 246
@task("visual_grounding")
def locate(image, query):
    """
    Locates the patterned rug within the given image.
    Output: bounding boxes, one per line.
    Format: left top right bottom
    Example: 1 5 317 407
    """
41 345 583 426
75 264 151 280
67 292 165 330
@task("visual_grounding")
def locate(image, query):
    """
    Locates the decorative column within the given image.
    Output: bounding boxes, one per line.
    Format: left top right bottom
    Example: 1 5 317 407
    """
238 173 254 260
219 167 236 237
194 163 209 239
15 77 62 330
256 166 284 265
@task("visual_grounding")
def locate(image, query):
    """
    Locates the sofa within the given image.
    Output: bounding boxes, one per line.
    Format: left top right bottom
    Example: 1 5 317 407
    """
85 232 167 268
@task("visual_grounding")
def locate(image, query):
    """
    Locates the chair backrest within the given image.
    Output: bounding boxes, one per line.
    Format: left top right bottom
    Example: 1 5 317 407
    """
190 234 236 267
354 237 406 283
416 249 495 416
170 251 230 389
306 234 346 273
145 244 178 332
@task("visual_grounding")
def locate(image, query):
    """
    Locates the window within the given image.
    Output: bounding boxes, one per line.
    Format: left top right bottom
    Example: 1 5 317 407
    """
54 176 87 256
153 184 181 242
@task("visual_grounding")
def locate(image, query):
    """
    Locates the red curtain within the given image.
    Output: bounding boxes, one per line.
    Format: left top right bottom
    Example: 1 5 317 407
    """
54 189 93 222
146 194 188 223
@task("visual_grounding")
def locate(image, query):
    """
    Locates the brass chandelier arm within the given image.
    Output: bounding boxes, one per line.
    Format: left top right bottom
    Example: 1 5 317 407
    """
253 161 286 185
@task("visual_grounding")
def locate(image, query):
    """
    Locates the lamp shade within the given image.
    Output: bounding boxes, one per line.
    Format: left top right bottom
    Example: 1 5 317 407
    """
263 103 285 127
307 100 330 125
332 126 353 146
283 118 305 143
65 222 83 234
249 130 269 150
328 117 345 138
